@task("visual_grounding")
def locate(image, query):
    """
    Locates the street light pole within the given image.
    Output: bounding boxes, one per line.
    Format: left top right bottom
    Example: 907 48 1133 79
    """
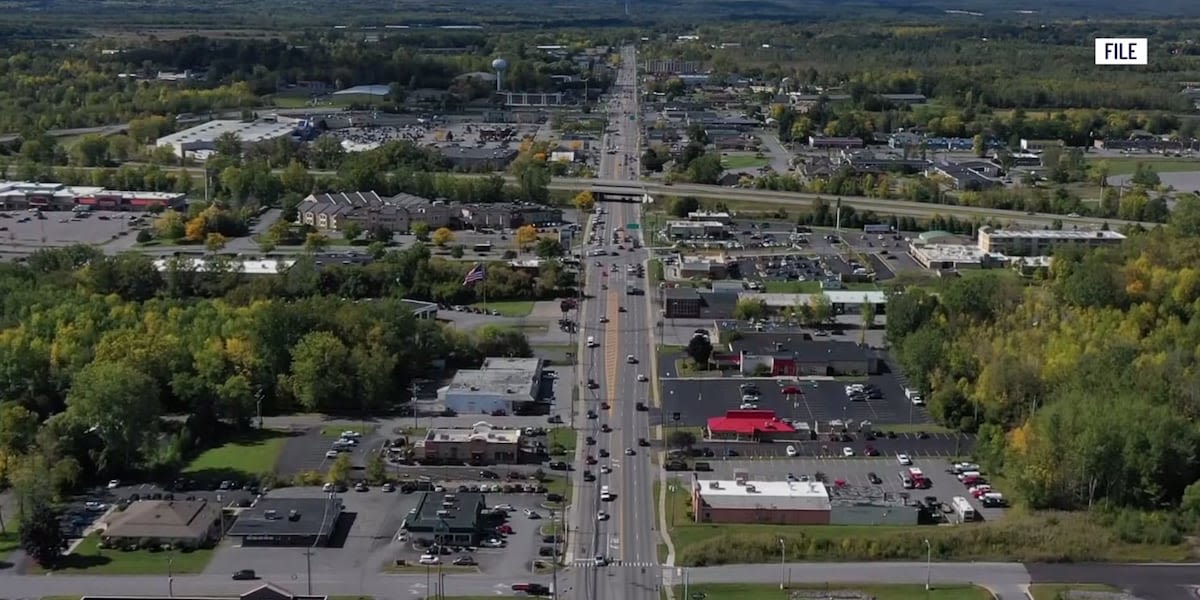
778 538 786 590
924 538 932 593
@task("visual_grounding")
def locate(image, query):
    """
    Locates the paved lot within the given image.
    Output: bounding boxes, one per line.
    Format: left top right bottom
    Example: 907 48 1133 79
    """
671 429 973 459
0 209 141 247
676 455 1002 520
275 426 379 477
660 374 931 428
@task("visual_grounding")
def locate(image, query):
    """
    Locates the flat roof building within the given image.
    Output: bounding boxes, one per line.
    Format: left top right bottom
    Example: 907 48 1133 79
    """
438 357 543 415
692 476 832 525
664 287 703 318
666 220 727 239
156 117 307 159
415 421 526 464
908 243 997 271
730 335 879 377
977 226 1126 256
226 497 344 547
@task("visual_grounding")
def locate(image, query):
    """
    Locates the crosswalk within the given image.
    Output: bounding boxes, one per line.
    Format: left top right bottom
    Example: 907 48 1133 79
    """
571 559 657 568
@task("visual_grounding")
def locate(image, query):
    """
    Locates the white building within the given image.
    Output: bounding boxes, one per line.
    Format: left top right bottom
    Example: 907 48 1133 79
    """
438 357 543 415
156 117 307 159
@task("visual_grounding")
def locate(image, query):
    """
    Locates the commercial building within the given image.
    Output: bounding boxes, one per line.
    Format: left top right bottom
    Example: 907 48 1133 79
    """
402 298 439 320
459 202 564 229
691 473 919 526
226 497 344 547
687 210 732 223
75 189 187 211
808 136 864 150
438 357 543 415
156 117 310 159
665 220 727 240
663 287 703 318
928 161 1000 190
298 191 409 232
977 226 1126 256
908 243 998 271
737 291 887 316
100 500 222 549
416 422 525 464
692 476 831 524
667 258 728 280
706 409 797 442
402 491 489 544
439 146 519 171
730 335 879 376
82 583 329 600
0 181 78 210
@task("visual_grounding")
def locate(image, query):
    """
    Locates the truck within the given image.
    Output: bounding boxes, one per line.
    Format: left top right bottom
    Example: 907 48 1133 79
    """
952 496 977 522
863 224 893 234
905 387 924 406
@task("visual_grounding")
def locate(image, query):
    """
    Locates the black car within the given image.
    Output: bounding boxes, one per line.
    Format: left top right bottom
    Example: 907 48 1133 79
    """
635 402 647 411
583 471 596 481
232 569 257 581
453 556 477 566
480 470 500 479
587 379 599 389
600 424 612 433
867 472 882 484
586 436 596 445
638 438 650 447
598 449 610 458
586 410 598 419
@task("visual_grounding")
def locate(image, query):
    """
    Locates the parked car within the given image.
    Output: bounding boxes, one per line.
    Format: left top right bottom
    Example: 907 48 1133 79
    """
232 569 257 580
419 554 440 565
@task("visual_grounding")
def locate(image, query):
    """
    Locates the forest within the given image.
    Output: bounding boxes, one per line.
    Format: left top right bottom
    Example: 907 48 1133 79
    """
886 195 1200 529
0 241 563 501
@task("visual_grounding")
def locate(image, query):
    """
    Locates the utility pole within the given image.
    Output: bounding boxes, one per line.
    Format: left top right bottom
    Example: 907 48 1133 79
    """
412 380 420 431
551 508 560 600
304 548 314 595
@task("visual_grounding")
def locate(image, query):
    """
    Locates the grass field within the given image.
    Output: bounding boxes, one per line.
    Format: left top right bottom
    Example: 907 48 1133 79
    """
0 531 19 555
182 430 290 480
471 300 535 317
671 583 991 600
721 153 771 170
46 532 214 575
661 479 1190 564
1028 584 1121 600
763 280 821 293
1089 156 1200 176
320 424 377 438
270 91 385 108
548 427 576 454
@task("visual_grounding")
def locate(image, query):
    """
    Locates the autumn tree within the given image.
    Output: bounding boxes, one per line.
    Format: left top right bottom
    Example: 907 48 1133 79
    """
515 224 539 251
154 210 186 239
205 232 228 253
573 190 595 211
303 232 330 253
432 227 455 247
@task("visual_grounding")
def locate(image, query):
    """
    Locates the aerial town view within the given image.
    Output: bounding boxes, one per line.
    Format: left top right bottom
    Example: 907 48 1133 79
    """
1 1 1200 600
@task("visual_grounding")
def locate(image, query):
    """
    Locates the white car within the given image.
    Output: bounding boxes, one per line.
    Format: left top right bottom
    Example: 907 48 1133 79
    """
84 501 107 512
785 445 797 457
637 374 648 382
739 403 758 409
842 447 855 457
524 509 541 519
493 504 514 512
481 538 506 548
897 454 912 466
419 554 440 565
596 510 609 521
341 431 362 439
600 465 612 474
107 479 121 490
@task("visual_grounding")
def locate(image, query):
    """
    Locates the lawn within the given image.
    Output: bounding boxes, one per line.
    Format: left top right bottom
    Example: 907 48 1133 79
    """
671 584 991 600
721 153 771 170
548 427 576 455
1089 156 1200 176
0 531 19 555
270 91 384 109
880 422 954 434
660 478 1190 565
320 424 377 438
182 429 290 480
46 532 214 575
648 258 664 284
470 300 534 317
1028 584 1121 600
543 475 571 503
764 280 820 293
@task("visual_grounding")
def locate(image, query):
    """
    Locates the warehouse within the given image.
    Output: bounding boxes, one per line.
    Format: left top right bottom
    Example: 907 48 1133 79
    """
226 497 343 547
156 117 311 159
730 335 879 376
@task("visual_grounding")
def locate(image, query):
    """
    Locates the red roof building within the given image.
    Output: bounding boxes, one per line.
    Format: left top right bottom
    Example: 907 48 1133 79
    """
707 409 796 441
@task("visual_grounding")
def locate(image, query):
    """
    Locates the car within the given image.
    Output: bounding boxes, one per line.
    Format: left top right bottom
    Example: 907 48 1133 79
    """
635 402 647 411
595 555 608 566
601 424 612 433
600 402 610 410
325 450 339 459
453 555 477 566
867 472 882 484
842 447 855 457
107 479 121 489
232 569 257 580
524 509 541 519
896 453 912 465
419 554 441 565
626 355 638 364
739 402 758 409
382 482 395 492
638 438 650 447
355 482 368 492
587 410 598 419
786 472 798 482
725 448 739 457
583 471 596 481
625 448 635 456
586 455 598 465
786 445 797 457
481 538 506 548
596 510 609 521
637 374 648 382
586 436 596 445
600 465 612 474
599 316 609 323
493 504 514 512
598 449 610 458
864 446 880 457
322 482 335 492
618 306 626 312
341 430 362 439
587 380 599 389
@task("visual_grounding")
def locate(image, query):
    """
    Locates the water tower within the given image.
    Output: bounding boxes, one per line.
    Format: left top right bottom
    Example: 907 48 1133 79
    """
491 58 508 91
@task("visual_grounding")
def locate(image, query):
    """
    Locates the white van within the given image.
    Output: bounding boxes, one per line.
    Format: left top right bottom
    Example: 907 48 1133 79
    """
587 336 598 348
905 387 924 405
600 486 612 501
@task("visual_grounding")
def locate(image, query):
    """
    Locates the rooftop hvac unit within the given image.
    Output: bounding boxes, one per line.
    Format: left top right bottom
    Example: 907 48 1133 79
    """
745 484 757 492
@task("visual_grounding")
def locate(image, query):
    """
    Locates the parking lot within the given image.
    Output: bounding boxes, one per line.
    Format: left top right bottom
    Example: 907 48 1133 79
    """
0 209 142 248
681 454 1003 521
203 488 554 578
660 375 931 428
671 429 973 459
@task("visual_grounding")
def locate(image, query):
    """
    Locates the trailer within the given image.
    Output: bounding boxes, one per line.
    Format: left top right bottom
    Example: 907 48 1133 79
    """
863 224 893 234
952 496 977 522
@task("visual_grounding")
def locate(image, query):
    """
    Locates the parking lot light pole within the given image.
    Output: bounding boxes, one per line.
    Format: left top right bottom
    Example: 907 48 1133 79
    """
924 538 932 592
778 538 786 590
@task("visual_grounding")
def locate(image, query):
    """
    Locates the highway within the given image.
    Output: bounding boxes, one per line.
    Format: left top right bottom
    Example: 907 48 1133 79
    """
564 43 661 600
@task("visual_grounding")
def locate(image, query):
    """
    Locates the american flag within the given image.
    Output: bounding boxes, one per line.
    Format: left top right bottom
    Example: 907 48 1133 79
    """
463 263 485 286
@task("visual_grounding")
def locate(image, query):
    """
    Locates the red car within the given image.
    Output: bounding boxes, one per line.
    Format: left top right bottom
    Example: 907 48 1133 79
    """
498 524 514 534
781 386 800 395
586 456 597 465
864 445 880 457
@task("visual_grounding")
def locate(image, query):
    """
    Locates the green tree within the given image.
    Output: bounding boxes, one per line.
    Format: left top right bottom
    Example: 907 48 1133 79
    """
341 222 363 243
450 245 465 258
366 453 387 484
573 190 595 211
685 334 713 370
205 232 228 253
326 452 352 484
303 232 330 253
535 238 564 259
289 331 354 412
411 222 431 240
732 298 767 321
65 361 161 472
0 403 39 454
668 196 701 218
20 501 64 568
667 430 697 449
